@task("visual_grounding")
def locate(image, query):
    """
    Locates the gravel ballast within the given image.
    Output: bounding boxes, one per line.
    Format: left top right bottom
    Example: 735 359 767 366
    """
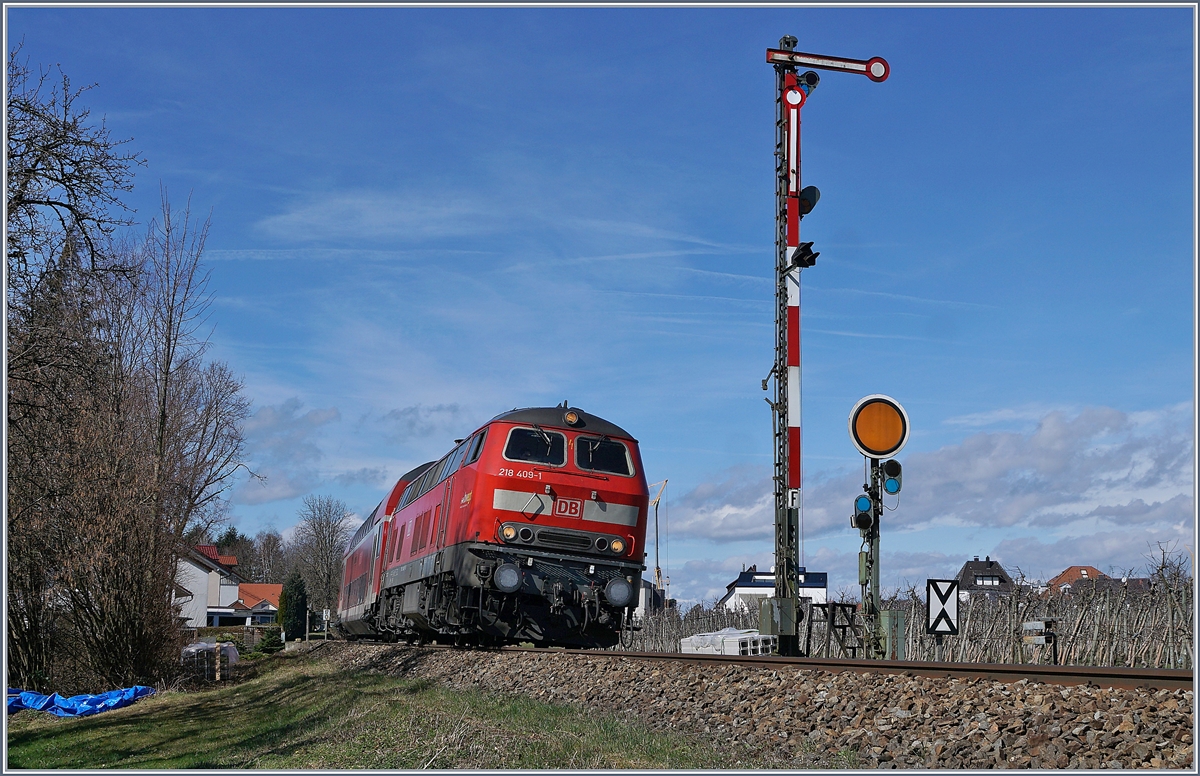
325 643 1193 769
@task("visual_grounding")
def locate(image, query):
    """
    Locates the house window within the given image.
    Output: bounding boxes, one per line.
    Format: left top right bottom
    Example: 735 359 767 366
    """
974 575 1001 586
1080 569 1088 578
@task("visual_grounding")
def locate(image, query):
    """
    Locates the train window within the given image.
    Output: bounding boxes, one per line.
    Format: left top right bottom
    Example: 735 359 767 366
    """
399 482 419 510
464 430 488 465
430 447 462 490
445 439 470 475
394 523 405 561
411 468 431 498
576 436 634 476
398 461 437 510
412 461 440 500
503 427 566 466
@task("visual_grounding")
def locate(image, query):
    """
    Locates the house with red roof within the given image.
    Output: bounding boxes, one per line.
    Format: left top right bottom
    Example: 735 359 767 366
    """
1046 565 1151 596
235 584 283 625
1046 565 1105 594
174 545 247 627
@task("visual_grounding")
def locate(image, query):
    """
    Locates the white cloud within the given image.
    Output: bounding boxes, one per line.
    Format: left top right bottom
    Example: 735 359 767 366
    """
332 467 393 487
382 403 468 441
256 191 503 244
233 398 341 505
992 530 1194 583
669 464 775 542
666 403 1194 592
237 465 316 505
942 404 1064 428
900 404 1192 530
664 553 775 606
242 398 341 465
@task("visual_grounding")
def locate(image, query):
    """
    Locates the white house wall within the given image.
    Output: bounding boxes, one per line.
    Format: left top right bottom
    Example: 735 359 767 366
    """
175 559 209 628
218 579 240 607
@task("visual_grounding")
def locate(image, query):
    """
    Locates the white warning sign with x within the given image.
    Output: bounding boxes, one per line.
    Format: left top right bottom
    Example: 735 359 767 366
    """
926 579 959 635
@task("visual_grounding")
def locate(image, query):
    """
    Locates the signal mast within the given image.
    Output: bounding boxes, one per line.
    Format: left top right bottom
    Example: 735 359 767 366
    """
761 37 889 656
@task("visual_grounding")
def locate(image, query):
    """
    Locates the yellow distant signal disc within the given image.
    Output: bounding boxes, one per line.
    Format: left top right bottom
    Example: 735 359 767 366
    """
848 395 910 459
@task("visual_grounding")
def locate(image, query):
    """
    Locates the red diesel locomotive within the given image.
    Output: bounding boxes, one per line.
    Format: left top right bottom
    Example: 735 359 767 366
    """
336 406 650 648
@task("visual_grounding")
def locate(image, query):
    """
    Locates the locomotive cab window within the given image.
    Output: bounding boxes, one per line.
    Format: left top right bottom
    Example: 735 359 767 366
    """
464 430 488 465
503 427 566 466
576 436 634 476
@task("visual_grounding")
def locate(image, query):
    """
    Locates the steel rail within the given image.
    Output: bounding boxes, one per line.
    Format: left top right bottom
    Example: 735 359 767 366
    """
499 646 1193 692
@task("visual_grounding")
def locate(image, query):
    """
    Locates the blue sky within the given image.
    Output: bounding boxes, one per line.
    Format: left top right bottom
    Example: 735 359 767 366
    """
7 6 1195 602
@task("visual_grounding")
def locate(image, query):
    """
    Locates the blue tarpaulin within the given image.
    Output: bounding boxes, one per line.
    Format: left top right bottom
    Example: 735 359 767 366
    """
7 685 154 717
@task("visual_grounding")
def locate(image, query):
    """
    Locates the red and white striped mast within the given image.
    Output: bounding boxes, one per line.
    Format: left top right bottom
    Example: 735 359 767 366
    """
765 36 888 657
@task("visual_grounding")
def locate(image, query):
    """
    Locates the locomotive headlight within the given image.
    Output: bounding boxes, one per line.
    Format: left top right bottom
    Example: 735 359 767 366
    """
500 525 517 542
604 577 633 607
609 538 626 555
494 563 522 593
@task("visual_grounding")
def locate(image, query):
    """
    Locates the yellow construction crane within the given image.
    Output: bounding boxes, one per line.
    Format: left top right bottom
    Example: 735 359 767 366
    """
648 479 668 593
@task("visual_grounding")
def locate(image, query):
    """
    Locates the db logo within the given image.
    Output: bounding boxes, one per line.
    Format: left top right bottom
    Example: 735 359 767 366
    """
553 498 583 518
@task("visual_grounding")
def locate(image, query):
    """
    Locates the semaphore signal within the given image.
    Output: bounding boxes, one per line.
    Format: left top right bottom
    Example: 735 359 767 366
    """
760 35 889 657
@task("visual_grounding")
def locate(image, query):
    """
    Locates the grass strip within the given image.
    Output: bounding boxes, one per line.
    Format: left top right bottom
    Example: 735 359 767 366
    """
7 651 746 769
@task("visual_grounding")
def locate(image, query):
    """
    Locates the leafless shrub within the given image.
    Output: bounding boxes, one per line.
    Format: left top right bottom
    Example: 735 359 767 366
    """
623 548 1192 670
892 550 1193 669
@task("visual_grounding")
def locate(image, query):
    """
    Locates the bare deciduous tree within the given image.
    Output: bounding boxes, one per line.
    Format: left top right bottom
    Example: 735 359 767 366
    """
251 530 288 584
6 46 250 690
292 495 355 612
6 43 142 278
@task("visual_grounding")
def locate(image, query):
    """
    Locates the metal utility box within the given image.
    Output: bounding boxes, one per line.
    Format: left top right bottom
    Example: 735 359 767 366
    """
880 609 906 660
680 628 778 656
758 596 796 636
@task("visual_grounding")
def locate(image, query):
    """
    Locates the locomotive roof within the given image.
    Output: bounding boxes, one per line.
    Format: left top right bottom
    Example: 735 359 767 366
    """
398 460 436 483
489 406 635 441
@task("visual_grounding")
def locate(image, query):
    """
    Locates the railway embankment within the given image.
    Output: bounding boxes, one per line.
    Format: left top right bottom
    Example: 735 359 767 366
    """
329 642 1194 769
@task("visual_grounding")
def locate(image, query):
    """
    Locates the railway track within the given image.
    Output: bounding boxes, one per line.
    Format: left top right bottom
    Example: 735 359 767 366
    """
499 645 1193 692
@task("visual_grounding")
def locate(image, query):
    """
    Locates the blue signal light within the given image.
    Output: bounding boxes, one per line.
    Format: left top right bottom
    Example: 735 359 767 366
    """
882 459 903 494
855 495 872 513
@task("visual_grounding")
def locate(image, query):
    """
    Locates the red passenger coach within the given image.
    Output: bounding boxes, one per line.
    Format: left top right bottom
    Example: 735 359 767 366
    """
336 406 650 648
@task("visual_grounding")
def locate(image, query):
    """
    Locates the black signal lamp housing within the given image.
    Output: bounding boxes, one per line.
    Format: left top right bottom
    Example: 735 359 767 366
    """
799 185 821 215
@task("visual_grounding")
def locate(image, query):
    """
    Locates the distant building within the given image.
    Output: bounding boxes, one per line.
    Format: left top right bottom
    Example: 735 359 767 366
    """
1046 565 1151 596
955 556 1015 599
235 583 283 625
174 545 245 628
718 565 828 610
1046 565 1105 595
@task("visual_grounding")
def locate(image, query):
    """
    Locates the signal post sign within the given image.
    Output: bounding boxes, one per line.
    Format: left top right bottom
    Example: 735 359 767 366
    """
926 579 959 636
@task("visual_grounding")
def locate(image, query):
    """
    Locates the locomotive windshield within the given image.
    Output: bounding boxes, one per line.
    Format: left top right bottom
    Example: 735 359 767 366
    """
576 436 633 476
504 427 566 466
